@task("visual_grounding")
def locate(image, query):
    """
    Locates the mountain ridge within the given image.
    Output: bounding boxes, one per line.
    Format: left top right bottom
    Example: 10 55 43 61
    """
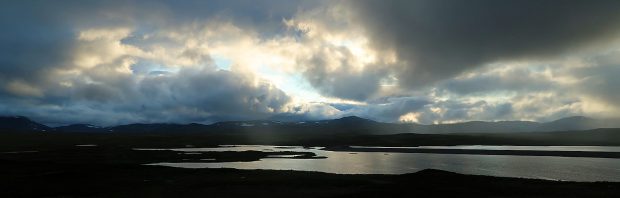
0 116 51 132
0 115 619 134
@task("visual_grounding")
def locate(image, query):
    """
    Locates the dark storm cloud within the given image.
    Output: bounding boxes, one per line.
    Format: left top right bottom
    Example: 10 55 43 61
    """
0 1 148 98
374 99 518 124
435 100 514 122
347 0 620 88
301 45 387 101
572 52 620 106
438 66 556 95
139 68 291 120
0 2 76 87
155 0 324 38
0 67 292 126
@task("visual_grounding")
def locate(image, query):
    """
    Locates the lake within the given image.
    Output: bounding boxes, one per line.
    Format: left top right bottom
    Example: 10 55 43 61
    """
142 145 620 182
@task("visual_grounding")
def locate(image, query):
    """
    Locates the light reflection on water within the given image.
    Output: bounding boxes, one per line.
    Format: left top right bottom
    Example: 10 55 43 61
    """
351 145 620 152
142 145 620 182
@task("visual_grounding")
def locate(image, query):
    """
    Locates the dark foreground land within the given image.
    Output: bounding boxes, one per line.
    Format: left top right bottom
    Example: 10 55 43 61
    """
2 132 620 197
2 161 619 198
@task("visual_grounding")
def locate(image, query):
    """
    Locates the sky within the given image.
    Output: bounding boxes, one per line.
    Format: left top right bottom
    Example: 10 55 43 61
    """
2 0 620 126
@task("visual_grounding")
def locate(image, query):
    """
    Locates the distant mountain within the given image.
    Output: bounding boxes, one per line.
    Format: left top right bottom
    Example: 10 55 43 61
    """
406 120 542 134
210 120 284 128
1 115 619 134
537 116 615 131
406 116 620 134
55 124 109 133
329 116 378 125
202 116 384 134
108 123 212 133
0 116 51 132
294 128 620 147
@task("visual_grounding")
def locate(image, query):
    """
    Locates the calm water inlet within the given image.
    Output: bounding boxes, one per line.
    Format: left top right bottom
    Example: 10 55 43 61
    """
143 145 620 182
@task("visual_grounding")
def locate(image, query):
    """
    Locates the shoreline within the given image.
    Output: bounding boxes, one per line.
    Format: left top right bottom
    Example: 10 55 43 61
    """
325 146 620 159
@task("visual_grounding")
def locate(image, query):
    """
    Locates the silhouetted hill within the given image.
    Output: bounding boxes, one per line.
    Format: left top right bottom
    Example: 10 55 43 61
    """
2 115 620 135
108 123 212 133
407 120 541 134
329 116 377 125
293 128 620 146
55 124 109 133
0 116 51 132
1 115 620 147
210 120 284 128
537 116 614 131
402 116 620 134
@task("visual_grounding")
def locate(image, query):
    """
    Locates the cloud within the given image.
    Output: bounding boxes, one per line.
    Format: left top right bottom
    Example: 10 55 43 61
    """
346 0 620 88
0 65 293 126
281 6 400 101
376 94 579 124
1 0 620 126
270 102 342 122
572 51 620 106
0 5 297 126
140 67 291 120
300 46 388 101
344 97 431 122
438 64 557 95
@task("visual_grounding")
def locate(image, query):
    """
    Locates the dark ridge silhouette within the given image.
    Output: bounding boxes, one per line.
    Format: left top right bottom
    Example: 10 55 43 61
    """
54 124 108 133
2 164 618 198
538 116 606 131
329 116 377 124
0 116 51 132
1 115 620 134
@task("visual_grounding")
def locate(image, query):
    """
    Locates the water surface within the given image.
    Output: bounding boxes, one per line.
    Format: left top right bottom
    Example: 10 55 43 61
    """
351 145 620 152
144 145 620 182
